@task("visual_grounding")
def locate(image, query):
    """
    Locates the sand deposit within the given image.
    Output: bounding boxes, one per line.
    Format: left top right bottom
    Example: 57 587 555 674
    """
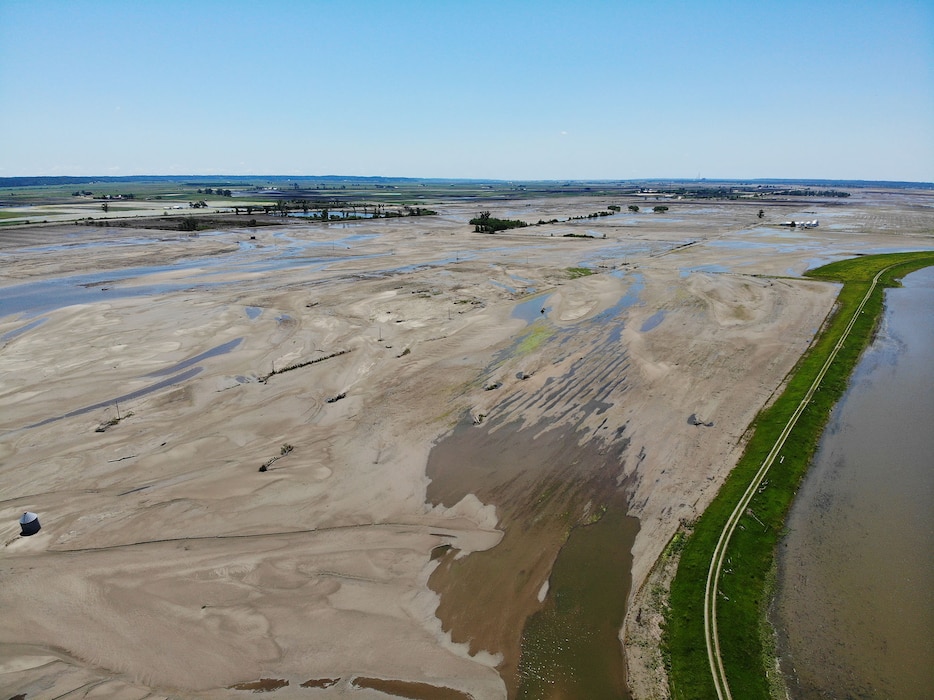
1 191 931 698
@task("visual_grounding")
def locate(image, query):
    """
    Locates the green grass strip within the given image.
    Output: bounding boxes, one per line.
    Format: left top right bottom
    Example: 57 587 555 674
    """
664 251 934 699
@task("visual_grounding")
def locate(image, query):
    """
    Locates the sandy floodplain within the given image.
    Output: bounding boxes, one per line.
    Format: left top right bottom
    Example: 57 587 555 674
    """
1 191 932 699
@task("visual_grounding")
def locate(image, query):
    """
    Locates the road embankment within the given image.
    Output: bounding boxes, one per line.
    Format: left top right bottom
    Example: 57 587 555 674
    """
664 251 934 700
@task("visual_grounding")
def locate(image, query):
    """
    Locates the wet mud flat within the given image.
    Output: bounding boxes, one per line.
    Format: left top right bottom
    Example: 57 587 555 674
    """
426 413 637 698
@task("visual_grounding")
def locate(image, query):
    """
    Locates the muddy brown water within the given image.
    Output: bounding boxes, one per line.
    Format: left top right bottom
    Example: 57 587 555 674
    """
773 267 934 699
516 493 636 699
426 275 644 697
427 415 637 698
351 677 473 699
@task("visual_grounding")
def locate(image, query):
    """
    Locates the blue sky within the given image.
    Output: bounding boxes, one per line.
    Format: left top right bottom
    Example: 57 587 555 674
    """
1 0 931 181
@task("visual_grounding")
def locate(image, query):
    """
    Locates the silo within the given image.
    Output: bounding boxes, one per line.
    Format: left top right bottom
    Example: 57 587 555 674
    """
19 512 41 536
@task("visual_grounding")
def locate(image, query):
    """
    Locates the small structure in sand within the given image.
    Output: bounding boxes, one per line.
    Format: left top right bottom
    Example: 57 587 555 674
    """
19 511 41 536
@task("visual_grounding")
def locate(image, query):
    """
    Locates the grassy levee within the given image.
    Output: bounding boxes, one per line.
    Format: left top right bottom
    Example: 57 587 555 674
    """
664 251 934 699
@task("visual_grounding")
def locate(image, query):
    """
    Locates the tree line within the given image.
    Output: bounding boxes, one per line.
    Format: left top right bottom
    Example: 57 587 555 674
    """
469 211 529 233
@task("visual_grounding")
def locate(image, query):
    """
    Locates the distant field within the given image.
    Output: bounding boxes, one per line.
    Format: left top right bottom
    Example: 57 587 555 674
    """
3 177 930 250
0 209 59 219
4 175 916 212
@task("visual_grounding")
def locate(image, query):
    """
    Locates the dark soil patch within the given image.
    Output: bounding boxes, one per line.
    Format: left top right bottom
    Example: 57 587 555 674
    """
227 678 289 692
88 213 289 231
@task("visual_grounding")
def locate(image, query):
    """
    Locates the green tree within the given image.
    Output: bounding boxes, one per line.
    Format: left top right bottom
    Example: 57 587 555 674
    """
469 211 527 233
653 205 668 213
628 205 639 213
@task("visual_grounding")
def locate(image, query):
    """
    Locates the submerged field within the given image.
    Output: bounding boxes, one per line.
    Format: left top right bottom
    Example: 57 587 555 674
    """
1 183 931 698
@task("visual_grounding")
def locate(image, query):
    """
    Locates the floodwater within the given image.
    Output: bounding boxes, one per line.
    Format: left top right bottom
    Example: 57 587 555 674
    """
0 231 383 320
517 493 636 699
426 415 636 698
639 309 666 332
772 267 934 699
0 262 210 319
426 274 643 696
288 210 376 218
512 293 552 322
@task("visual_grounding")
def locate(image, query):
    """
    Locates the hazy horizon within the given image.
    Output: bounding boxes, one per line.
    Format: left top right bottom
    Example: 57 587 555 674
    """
3 173 932 186
2 1 932 182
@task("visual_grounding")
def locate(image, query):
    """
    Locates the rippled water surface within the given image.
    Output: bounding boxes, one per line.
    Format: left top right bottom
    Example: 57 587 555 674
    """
773 266 934 699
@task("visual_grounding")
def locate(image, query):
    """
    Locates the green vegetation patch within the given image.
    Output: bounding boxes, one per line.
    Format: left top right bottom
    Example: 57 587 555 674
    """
0 209 57 219
516 321 555 356
664 251 934 700
470 211 529 233
566 267 594 279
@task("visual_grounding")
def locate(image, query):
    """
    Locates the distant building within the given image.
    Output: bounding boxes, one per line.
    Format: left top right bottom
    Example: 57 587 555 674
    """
780 219 819 229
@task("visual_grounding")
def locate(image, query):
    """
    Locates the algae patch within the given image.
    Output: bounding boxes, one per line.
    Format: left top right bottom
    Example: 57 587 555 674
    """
516 321 554 356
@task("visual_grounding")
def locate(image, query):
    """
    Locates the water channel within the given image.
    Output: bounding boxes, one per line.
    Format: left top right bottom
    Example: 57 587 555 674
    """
772 267 934 698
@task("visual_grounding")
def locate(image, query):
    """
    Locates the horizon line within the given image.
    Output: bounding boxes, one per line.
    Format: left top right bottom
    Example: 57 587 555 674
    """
2 175 932 187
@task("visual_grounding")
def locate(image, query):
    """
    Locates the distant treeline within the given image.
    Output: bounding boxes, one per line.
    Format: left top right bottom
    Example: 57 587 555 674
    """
188 182 249 189
234 201 437 219
0 176 254 188
0 175 423 188
647 186 850 199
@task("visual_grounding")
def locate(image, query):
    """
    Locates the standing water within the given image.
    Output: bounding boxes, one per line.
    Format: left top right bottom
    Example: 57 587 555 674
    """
773 267 934 698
